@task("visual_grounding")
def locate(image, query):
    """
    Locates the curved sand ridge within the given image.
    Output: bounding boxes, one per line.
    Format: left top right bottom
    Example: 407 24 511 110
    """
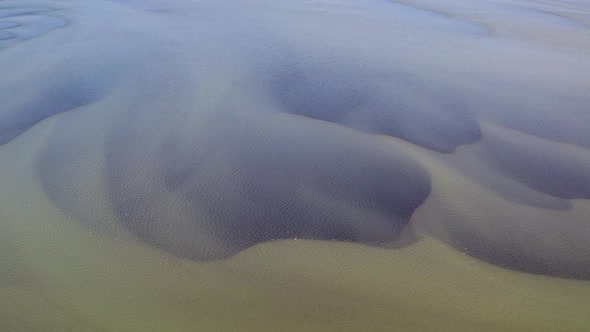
0 0 589 329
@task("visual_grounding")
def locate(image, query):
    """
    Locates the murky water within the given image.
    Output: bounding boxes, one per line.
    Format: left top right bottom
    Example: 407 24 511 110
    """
1 0 589 330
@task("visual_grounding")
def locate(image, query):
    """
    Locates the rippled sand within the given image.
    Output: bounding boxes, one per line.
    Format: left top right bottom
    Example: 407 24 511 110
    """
1 0 589 330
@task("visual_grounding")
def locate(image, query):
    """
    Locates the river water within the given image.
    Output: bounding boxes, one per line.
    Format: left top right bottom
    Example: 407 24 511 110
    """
1 0 589 330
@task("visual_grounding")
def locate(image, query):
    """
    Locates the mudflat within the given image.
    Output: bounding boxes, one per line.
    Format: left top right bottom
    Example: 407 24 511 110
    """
1 0 589 330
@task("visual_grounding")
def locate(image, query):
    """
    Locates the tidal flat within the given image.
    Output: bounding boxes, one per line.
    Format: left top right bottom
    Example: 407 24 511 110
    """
0 0 589 330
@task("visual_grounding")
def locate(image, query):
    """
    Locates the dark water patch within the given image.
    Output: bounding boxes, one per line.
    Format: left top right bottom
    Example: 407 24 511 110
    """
481 125 590 199
105 103 431 260
461 75 590 150
419 189 590 280
370 95 481 153
443 216 590 280
272 65 367 124
422 125 590 280
0 82 102 144
0 42 121 145
270 62 481 153
438 152 573 210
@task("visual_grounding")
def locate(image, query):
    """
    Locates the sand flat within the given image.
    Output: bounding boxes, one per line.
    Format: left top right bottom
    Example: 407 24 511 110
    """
1 0 589 330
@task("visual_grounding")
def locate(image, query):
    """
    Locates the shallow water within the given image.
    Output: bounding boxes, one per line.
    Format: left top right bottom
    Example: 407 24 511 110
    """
1 0 589 330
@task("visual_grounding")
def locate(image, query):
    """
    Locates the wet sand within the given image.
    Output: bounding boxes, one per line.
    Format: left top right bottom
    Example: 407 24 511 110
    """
1 0 589 330
1 126 589 330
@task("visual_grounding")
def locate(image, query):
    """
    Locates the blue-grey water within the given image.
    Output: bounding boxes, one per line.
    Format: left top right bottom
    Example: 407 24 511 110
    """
0 0 589 330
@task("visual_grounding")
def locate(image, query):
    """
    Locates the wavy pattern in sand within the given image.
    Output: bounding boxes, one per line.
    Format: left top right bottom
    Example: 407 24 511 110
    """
1 0 586 280
0 0 589 330
0 7 589 331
